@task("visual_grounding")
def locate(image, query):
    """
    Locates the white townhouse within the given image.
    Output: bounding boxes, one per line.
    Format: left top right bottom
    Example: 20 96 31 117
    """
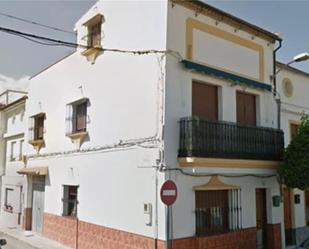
0 90 27 227
276 62 309 247
19 1 288 249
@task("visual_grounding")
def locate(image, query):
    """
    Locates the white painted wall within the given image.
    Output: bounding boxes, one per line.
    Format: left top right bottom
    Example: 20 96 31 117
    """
0 98 26 227
26 0 168 240
165 1 282 241
277 65 309 230
193 29 260 80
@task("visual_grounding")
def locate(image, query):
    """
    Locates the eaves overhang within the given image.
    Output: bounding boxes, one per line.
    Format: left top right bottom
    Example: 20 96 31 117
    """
181 60 272 92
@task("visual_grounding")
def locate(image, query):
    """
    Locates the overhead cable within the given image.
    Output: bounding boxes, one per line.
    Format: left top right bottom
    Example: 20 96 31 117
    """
0 11 76 35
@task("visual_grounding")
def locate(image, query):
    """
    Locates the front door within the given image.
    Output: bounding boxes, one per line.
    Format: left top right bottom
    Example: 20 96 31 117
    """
284 189 294 245
32 183 45 233
256 189 267 249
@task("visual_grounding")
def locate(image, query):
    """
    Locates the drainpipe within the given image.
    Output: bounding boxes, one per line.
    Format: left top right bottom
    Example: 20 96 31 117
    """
273 40 282 129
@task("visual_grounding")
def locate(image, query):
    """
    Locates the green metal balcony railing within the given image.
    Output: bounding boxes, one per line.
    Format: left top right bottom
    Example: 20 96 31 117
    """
178 117 284 161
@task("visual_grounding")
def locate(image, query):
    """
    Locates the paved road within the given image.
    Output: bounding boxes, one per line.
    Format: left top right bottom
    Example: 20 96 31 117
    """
0 233 36 249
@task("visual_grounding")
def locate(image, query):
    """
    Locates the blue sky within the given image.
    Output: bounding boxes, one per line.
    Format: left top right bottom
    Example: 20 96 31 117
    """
0 0 309 79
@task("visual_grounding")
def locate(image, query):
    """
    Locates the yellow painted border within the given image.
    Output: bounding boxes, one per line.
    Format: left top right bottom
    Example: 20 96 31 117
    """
186 18 265 82
178 157 280 169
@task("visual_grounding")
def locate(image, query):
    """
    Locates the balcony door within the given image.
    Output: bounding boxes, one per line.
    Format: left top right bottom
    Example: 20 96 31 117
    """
236 91 256 126
192 81 218 121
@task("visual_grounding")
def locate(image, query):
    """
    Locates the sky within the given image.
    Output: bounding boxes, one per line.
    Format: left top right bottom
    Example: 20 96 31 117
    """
0 0 309 87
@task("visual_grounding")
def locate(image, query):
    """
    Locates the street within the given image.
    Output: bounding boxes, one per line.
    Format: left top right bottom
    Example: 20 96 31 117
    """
0 233 37 249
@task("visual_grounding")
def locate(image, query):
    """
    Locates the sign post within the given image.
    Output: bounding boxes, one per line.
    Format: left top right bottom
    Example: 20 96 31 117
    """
160 180 177 249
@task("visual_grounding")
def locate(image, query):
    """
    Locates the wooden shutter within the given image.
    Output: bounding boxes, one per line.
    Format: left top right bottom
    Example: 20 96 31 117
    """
290 123 299 140
76 102 87 132
88 22 101 47
35 115 44 140
65 104 73 135
192 81 218 121
28 117 34 141
236 92 256 126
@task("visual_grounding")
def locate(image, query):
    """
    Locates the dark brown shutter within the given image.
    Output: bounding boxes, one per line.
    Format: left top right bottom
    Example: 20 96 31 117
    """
89 22 101 47
290 123 299 140
34 115 44 140
236 92 256 126
192 81 218 121
76 102 87 132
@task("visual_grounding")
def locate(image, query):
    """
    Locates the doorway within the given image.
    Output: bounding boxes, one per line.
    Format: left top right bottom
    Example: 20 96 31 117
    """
31 181 45 233
256 189 267 249
284 188 294 246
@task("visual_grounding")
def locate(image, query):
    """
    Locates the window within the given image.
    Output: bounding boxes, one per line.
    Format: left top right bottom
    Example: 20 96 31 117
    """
88 21 101 48
28 113 45 141
4 188 14 212
305 191 309 226
66 99 88 135
10 141 16 161
290 123 300 141
195 189 241 236
19 140 24 161
62 185 78 217
236 91 256 126
192 81 218 121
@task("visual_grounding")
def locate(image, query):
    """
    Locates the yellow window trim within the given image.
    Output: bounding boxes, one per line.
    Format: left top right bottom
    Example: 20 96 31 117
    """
186 17 265 82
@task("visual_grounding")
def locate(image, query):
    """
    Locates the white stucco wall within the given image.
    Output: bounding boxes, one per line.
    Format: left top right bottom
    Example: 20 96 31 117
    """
277 66 309 230
26 0 168 240
165 1 282 241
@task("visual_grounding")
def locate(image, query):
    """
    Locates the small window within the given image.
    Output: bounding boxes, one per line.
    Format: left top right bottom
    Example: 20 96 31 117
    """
87 20 102 48
29 113 45 142
290 123 300 141
19 140 24 161
195 189 242 236
66 99 88 135
10 141 16 161
4 188 14 212
62 185 78 217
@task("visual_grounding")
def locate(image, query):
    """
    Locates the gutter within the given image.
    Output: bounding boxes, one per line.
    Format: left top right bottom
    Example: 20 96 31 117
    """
273 40 282 129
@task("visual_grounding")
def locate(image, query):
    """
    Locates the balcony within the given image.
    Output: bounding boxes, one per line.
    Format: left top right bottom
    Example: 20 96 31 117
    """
178 117 284 162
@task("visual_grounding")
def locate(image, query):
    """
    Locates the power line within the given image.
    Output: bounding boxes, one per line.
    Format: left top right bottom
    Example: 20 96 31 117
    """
0 26 183 59
0 11 75 35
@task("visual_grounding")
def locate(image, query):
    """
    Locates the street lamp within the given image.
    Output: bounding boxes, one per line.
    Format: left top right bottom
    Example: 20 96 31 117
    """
273 52 309 129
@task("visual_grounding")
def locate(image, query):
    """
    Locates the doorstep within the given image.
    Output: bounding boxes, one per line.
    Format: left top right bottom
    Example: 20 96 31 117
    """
0 225 71 249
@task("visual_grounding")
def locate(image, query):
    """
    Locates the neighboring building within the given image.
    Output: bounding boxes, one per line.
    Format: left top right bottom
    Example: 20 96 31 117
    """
0 90 27 227
19 1 288 249
276 62 309 247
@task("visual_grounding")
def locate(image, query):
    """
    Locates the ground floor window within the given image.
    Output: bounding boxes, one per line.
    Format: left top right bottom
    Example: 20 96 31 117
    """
195 189 242 236
62 185 78 217
4 187 14 212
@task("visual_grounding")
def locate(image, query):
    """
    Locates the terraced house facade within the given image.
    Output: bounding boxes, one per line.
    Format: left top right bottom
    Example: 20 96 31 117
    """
11 1 294 249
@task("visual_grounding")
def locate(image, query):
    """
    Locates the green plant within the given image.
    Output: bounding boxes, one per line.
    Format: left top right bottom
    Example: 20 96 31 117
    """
279 115 309 190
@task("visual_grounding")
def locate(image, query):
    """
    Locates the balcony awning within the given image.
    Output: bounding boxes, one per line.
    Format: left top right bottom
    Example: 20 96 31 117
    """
193 175 240 191
180 60 272 92
17 166 48 176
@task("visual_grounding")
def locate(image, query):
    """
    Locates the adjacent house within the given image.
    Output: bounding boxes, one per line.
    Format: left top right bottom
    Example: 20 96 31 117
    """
11 1 302 249
0 90 27 227
276 62 309 247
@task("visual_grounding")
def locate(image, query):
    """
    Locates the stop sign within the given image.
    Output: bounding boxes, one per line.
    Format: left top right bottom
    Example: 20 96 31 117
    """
160 180 177 206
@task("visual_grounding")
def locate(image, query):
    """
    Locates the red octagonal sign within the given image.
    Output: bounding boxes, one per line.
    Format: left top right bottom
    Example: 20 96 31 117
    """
160 180 177 206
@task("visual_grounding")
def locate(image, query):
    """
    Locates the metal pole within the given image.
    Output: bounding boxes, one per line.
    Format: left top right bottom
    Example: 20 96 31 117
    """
165 205 171 249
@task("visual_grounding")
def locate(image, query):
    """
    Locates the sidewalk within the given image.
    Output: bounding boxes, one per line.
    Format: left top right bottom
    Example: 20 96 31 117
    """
0 225 71 249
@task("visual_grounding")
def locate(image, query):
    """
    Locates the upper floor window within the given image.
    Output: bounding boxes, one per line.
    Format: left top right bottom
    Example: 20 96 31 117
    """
29 113 45 141
10 141 17 161
236 91 256 126
192 81 218 121
66 98 89 135
85 14 103 48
